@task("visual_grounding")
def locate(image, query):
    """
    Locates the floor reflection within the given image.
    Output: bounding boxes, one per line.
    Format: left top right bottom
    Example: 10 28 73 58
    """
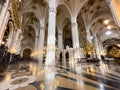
0 61 120 90
44 66 56 90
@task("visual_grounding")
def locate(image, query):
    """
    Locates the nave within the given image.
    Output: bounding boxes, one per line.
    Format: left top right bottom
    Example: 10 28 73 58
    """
0 0 120 89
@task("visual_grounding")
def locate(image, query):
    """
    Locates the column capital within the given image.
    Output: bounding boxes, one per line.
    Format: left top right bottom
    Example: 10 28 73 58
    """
71 16 77 23
71 22 78 27
20 35 24 40
35 36 39 38
17 29 22 33
86 32 89 35
18 28 21 31
8 20 14 24
106 0 111 5
40 27 44 30
49 7 56 14
58 33 62 36
94 34 97 38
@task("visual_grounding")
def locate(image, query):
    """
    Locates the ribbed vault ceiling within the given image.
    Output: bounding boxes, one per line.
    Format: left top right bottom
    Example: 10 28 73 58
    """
19 0 120 48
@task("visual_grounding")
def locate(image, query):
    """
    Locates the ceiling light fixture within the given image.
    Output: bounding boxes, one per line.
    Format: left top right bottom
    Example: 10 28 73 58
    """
103 20 109 25
91 36 94 39
105 31 112 35
1 41 5 44
106 25 112 30
118 44 120 47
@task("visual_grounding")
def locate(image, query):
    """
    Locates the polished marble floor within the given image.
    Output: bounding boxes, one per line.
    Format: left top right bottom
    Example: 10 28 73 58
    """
0 61 120 90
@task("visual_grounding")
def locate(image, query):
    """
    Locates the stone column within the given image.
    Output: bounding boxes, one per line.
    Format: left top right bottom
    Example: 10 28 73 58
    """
0 11 10 45
10 29 21 53
55 50 60 64
86 27 93 58
94 35 101 59
86 27 92 43
6 21 14 49
45 0 56 65
0 4 2 14
69 49 72 63
98 39 105 55
79 48 85 58
106 0 120 27
0 0 9 45
44 66 56 90
37 27 45 62
34 35 39 52
0 0 9 29
58 31 63 50
71 17 80 59
33 35 39 59
62 50 66 66
15 35 23 54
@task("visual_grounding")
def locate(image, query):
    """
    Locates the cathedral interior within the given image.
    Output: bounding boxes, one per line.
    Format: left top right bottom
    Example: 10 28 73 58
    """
0 0 120 90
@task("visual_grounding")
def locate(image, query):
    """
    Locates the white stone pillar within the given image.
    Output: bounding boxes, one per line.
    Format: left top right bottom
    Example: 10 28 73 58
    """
62 50 66 66
0 4 3 14
106 0 120 27
44 66 55 90
10 29 21 53
0 11 10 45
0 0 9 28
0 0 10 44
45 0 56 65
15 35 23 54
1 11 10 33
79 48 85 58
98 39 105 55
58 31 63 50
6 21 14 49
33 35 39 59
94 35 101 59
37 27 45 62
55 50 60 64
86 27 92 43
34 35 39 52
71 17 80 59
69 49 74 63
